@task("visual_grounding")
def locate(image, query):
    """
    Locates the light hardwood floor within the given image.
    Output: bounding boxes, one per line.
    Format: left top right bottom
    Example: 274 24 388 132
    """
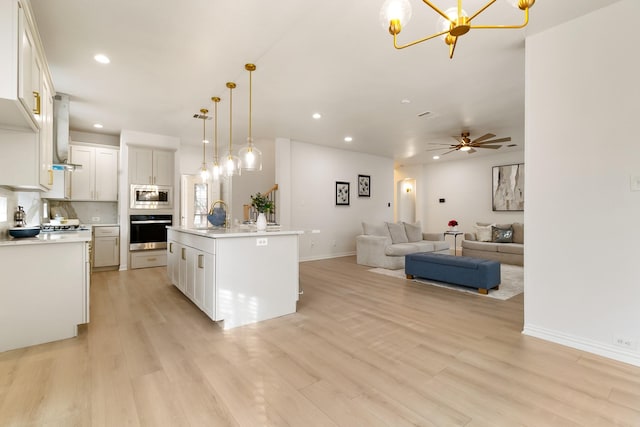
1 256 639 426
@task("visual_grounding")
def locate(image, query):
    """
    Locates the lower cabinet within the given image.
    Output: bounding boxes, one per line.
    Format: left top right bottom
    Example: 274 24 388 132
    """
130 249 167 269
92 225 120 270
167 232 217 320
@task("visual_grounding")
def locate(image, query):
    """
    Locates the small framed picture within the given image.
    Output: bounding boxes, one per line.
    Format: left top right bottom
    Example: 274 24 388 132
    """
335 181 350 205
358 174 370 197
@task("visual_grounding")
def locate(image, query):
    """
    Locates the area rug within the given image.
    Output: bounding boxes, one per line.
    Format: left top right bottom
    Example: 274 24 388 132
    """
368 264 523 300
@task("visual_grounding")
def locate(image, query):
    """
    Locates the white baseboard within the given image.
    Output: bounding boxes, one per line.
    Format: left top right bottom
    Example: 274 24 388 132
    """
523 324 640 367
300 251 355 262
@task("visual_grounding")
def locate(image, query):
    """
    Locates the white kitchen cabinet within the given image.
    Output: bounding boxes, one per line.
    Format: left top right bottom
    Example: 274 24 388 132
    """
0 0 50 132
93 225 120 269
128 147 174 186
167 231 216 318
38 76 53 188
0 238 91 352
130 249 167 269
70 144 119 201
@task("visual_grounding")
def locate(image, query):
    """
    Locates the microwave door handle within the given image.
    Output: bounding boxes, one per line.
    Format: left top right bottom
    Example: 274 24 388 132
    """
130 220 173 225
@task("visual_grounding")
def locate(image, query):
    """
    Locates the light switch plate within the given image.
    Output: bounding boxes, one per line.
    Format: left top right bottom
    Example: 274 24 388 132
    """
256 238 268 246
631 175 640 192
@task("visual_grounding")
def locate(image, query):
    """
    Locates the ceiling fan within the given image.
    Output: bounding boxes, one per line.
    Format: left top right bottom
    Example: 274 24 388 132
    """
427 132 512 155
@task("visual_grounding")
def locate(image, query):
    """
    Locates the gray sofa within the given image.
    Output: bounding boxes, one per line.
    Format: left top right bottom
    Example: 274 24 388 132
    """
461 222 524 266
356 221 450 269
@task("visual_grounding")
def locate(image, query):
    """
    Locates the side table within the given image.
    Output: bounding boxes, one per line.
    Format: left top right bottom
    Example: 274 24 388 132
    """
443 231 464 256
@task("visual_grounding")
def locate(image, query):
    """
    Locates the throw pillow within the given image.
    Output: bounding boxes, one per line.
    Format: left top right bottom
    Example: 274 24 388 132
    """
403 221 422 242
362 222 390 238
474 223 494 242
492 225 514 243
512 222 524 244
386 222 409 244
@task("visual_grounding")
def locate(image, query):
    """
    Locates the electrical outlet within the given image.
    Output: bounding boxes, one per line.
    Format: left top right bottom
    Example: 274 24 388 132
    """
613 334 637 350
256 238 268 246
91 216 100 222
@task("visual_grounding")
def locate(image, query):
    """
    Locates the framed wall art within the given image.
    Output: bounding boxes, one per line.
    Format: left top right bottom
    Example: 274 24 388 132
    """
492 163 524 211
358 174 370 197
335 181 350 206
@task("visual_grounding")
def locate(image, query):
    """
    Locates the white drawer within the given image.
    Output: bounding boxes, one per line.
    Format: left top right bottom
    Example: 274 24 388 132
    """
130 250 167 269
93 226 119 237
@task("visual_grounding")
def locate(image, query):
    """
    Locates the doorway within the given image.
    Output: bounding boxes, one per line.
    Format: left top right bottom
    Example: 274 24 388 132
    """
180 175 221 228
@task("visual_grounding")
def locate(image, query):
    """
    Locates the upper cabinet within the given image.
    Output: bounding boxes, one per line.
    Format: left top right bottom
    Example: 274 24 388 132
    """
129 147 174 186
0 0 51 132
70 144 119 201
0 0 54 190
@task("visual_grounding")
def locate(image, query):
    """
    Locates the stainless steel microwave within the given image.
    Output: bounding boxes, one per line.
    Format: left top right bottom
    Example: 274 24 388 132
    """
130 184 172 209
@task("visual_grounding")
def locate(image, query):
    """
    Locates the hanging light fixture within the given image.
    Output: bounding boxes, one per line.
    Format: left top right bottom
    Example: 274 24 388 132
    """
225 82 241 177
380 0 535 58
238 63 262 172
197 108 210 182
210 96 221 181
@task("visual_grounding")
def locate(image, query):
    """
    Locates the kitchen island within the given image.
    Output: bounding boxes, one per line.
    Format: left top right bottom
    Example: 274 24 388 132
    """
0 229 91 352
167 226 303 329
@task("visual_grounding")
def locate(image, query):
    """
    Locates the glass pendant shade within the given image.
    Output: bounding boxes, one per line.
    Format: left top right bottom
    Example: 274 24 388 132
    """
225 153 241 177
211 162 221 181
379 0 412 31
238 140 262 172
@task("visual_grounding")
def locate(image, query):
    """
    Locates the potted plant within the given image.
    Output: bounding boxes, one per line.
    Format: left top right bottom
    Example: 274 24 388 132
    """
250 193 273 231
448 219 459 231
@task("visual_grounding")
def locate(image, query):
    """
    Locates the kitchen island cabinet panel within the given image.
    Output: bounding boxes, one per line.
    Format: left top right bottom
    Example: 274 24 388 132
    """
167 227 301 329
0 239 90 352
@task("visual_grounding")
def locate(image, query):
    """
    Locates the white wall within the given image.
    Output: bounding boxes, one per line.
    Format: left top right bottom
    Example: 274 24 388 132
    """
524 0 640 367
416 150 525 234
279 139 394 261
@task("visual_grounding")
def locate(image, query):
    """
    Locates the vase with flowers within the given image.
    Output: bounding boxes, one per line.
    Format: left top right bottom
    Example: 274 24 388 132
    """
448 219 459 231
251 192 273 231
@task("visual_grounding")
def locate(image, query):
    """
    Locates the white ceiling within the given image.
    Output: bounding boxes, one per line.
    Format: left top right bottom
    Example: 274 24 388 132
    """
29 0 617 165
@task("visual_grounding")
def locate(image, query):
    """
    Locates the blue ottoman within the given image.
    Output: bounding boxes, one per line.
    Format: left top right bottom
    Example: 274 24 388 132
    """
405 253 501 294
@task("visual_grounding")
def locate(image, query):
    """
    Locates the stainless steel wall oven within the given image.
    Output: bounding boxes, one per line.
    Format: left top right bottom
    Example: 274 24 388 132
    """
129 214 172 251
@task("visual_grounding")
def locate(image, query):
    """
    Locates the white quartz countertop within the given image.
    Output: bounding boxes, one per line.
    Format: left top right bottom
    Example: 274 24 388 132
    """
0 230 92 246
168 225 304 238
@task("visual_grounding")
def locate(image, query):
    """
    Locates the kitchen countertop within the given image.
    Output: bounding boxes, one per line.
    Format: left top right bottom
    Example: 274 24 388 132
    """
0 229 92 246
167 225 304 238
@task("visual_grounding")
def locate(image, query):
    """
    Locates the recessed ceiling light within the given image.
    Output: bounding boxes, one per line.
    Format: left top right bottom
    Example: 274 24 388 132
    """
433 155 440 160
344 136 353 143
401 99 411 104
93 123 103 129
94 54 110 64
312 113 322 119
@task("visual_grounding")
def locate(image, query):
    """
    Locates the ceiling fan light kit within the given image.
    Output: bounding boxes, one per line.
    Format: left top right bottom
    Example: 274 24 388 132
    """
380 0 535 58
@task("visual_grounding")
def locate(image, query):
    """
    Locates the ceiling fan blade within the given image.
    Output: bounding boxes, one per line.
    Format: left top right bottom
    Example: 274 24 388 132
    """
474 144 502 149
471 133 495 144
450 135 464 144
441 149 458 156
428 142 457 146
475 137 511 145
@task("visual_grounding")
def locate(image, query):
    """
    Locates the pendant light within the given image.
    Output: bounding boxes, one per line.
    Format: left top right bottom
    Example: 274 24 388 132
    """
210 96 221 181
225 82 241 177
238 63 262 172
198 108 210 182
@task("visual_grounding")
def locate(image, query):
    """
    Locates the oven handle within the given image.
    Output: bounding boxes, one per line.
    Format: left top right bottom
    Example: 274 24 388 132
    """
130 220 173 225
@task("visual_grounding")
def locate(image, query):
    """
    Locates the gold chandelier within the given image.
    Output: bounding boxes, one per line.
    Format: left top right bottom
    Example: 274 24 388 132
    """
380 0 535 58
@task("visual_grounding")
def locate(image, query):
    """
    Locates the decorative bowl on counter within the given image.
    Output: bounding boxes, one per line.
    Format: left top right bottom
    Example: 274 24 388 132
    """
9 227 41 238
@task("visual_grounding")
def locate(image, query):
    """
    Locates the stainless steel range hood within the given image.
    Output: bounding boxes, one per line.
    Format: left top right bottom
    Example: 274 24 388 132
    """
52 94 82 171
